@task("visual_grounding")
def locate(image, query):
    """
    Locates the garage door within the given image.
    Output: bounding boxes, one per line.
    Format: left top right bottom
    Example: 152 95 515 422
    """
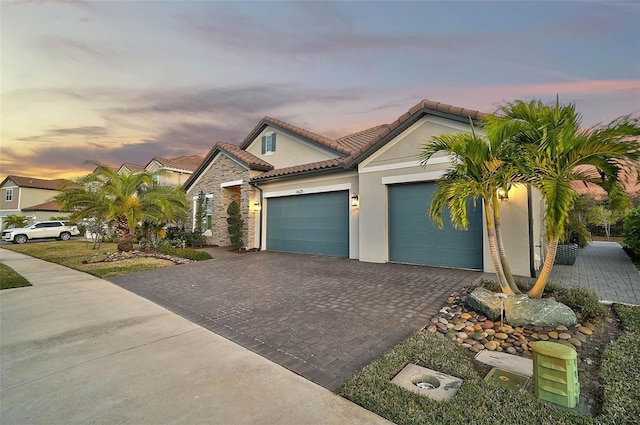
388 182 483 269
266 191 349 257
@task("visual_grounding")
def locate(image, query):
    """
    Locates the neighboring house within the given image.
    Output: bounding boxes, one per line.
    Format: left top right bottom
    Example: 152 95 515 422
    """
114 156 203 186
184 99 545 277
0 176 69 229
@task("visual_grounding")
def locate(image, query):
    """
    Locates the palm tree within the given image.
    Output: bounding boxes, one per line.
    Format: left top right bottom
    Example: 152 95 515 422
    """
420 127 520 295
3 215 29 229
487 100 640 298
56 163 188 251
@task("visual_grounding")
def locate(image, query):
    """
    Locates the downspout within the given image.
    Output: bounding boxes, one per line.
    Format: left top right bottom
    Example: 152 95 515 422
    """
249 180 264 250
527 185 536 278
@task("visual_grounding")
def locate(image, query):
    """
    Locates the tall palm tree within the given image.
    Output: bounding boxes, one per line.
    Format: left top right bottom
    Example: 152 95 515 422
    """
56 163 188 251
488 100 640 298
420 128 520 295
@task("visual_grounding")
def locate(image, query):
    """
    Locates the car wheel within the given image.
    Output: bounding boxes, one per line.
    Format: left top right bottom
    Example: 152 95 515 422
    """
59 232 71 241
14 234 28 244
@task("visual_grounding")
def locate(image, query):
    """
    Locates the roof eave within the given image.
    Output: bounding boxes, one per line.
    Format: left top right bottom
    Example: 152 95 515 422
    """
250 164 348 184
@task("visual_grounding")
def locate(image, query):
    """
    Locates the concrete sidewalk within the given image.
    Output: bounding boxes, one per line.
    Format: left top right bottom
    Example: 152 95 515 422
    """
0 249 391 425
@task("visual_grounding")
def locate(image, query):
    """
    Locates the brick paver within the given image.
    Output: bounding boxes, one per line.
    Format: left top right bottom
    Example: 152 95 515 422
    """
549 241 640 305
108 251 480 390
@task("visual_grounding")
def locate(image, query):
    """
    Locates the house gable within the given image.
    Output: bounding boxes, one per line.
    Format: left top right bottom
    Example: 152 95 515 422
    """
244 125 342 170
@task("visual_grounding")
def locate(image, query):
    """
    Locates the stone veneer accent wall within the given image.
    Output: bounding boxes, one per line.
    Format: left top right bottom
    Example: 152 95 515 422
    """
186 154 259 248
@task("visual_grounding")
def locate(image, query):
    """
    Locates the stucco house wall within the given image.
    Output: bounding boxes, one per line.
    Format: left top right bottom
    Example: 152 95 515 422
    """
245 126 340 169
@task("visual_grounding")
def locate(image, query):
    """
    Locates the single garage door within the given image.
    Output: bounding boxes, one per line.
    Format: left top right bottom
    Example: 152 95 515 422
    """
388 182 483 269
266 191 349 257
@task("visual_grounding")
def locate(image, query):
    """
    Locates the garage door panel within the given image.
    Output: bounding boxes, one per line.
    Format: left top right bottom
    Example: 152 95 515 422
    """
389 182 483 269
266 191 349 257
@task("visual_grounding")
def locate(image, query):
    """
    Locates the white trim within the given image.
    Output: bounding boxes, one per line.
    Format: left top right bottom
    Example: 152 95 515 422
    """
382 170 445 185
192 194 214 200
359 156 451 174
220 179 243 188
264 183 351 198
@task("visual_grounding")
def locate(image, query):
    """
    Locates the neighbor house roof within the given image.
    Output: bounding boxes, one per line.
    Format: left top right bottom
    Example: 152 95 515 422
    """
118 163 145 173
146 155 204 173
22 200 63 212
1 175 67 191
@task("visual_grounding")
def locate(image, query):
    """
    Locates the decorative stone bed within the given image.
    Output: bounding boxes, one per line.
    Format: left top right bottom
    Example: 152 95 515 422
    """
426 286 595 356
83 250 195 265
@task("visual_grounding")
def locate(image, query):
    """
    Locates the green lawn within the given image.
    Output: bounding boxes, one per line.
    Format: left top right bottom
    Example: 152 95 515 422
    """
2 241 182 278
0 263 32 290
338 304 640 425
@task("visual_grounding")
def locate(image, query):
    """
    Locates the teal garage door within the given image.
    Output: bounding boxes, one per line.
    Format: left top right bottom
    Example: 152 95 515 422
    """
388 182 483 269
266 191 349 257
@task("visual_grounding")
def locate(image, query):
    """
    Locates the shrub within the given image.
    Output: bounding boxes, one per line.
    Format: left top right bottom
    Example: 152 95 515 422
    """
170 248 211 261
226 200 244 249
623 207 640 256
184 230 207 247
554 287 607 321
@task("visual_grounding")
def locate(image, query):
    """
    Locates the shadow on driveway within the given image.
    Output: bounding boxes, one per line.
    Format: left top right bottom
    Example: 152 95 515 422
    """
108 251 480 390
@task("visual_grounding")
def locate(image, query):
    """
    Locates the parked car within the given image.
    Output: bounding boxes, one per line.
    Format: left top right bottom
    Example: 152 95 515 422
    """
2 221 80 244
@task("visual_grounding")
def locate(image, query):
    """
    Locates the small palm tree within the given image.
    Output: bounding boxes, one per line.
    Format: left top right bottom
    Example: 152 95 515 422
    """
3 215 29 229
56 163 188 251
488 100 640 298
420 127 521 295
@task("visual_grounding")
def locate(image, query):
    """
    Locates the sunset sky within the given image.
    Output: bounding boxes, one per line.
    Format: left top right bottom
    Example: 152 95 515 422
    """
1 0 639 180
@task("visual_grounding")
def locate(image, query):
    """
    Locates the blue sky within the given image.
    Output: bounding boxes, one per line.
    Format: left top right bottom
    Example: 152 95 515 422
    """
2 0 639 178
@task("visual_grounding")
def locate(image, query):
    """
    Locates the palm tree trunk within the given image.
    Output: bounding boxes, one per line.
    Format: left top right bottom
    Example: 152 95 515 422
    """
527 237 558 298
493 197 520 294
115 216 134 252
485 200 515 295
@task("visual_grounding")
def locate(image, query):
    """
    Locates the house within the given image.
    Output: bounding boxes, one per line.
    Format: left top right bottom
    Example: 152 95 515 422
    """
113 156 203 186
0 176 69 228
184 99 545 277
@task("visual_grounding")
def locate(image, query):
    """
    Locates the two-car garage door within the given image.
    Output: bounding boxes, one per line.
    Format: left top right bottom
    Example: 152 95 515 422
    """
388 182 483 270
266 191 349 257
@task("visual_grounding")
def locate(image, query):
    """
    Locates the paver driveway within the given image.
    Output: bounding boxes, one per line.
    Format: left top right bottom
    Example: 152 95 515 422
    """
108 251 480 390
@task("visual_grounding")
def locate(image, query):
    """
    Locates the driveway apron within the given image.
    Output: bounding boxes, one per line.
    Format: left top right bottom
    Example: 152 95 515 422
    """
108 251 480 390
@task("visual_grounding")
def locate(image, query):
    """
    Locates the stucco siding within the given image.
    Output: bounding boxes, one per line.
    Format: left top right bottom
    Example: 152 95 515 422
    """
245 126 340 169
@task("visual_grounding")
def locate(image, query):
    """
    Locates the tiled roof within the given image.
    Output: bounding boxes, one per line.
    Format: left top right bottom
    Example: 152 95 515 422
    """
150 155 203 173
22 200 63 212
119 163 145 173
252 158 344 182
240 117 352 156
183 141 274 190
2 175 67 190
342 99 486 167
335 124 390 152
217 142 274 171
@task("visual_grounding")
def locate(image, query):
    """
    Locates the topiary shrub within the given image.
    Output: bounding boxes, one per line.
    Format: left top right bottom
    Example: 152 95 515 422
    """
226 200 244 249
623 207 640 256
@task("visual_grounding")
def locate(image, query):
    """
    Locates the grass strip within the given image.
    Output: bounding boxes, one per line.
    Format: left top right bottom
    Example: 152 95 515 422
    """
0 263 32 290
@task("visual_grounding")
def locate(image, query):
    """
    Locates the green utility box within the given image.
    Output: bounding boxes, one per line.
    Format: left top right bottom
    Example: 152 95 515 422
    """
532 341 579 408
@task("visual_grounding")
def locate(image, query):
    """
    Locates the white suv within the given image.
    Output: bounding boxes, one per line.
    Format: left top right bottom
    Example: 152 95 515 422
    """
2 221 80 244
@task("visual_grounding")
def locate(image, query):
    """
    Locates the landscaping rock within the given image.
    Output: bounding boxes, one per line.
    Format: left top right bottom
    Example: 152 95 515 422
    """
504 294 577 327
465 287 504 321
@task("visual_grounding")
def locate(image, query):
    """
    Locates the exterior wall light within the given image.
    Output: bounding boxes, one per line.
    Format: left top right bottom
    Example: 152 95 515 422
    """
252 201 261 212
497 185 510 201
351 194 359 207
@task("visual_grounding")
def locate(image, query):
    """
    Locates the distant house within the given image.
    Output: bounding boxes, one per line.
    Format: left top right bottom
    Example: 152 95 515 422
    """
113 155 203 186
184 99 546 278
0 176 68 228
